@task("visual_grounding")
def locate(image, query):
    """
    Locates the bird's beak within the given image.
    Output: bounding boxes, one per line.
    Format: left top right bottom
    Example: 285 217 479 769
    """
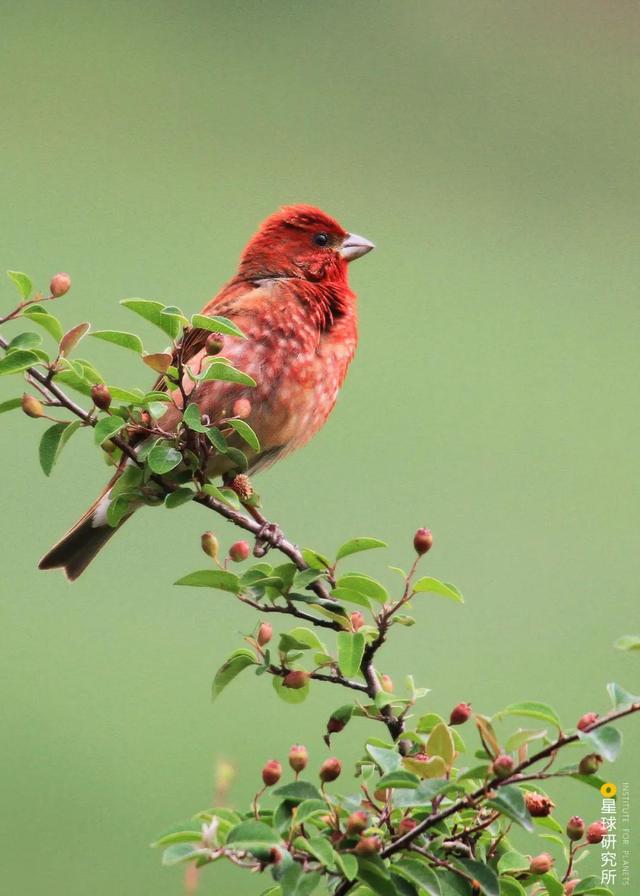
340 232 375 261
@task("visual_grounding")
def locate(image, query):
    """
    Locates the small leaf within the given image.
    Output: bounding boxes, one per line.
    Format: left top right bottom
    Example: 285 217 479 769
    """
7 270 32 299
59 322 90 356
336 573 388 604
393 859 442 896
402 754 447 779
497 701 562 730
426 722 455 766
147 440 182 474
336 631 365 678
365 743 402 774
505 728 548 752
182 402 208 432
577 725 622 762
39 421 81 476
22 308 64 341
614 634 640 652
161 843 204 866
211 649 256 700
0 349 39 376
0 397 22 414
413 576 464 603
273 781 322 803
293 799 327 826
335 537 387 561
607 681 640 709
486 784 533 831
8 332 42 350
191 313 246 339
120 298 180 339
376 770 420 790
165 487 194 508
357 857 396 896
90 330 144 353
94 416 126 445
175 569 240 592
201 361 256 387
454 859 499 896
335 852 358 881
143 352 172 374
497 851 529 873
273 674 310 704
287 627 327 652
227 418 260 451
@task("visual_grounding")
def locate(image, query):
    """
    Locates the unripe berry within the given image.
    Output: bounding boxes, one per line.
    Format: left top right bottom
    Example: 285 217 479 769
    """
257 622 272 647
288 744 308 773
564 881 579 895
587 820 608 844
268 847 282 864
232 397 252 419
283 670 309 690
566 815 585 841
525 792 555 817
492 754 515 780
319 757 342 783
205 332 224 355
21 393 44 418
229 540 250 562
380 674 394 694
91 383 112 411
201 531 219 561
346 811 368 835
398 817 417 836
350 611 365 631
262 759 282 787
577 712 598 731
50 272 71 297
230 474 253 500
354 836 381 857
529 853 554 875
413 527 433 555
449 702 472 725
578 753 603 776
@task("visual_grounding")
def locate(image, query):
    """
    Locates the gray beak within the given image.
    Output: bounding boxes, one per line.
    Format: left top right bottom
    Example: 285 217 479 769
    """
340 232 375 261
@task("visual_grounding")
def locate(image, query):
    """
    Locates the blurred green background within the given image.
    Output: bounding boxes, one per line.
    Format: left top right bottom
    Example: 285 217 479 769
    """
1 1 638 893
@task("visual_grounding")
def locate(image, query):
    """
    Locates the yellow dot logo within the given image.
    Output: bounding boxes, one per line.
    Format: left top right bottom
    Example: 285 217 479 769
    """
601 782 617 798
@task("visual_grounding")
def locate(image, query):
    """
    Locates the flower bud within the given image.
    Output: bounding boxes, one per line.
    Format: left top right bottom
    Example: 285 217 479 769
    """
288 744 308 773
283 670 309 690
492 754 515 780
587 820 608 844
91 383 112 411
346 811 368 835
577 712 598 731
529 853 554 875
380 674 394 694
257 622 272 647
230 474 253 501
398 817 417 836
50 272 71 297
205 332 224 355
564 881 579 895
229 540 250 562
354 836 381 857
232 397 252 419
449 702 472 726
578 753 603 776
262 759 282 787
21 393 44 418
350 611 365 631
201 531 219 561
525 792 555 817
319 757 342 783
566 815 585 841
413 527 433 555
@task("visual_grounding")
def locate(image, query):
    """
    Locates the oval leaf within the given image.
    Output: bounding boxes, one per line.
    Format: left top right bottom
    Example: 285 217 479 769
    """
174 569 240 593
191 313 246 339
0 349 39 376
336 537 387 561
336 631 365 678
120 298 180 339
91 330 144 353
94 416 126 445
201 362 256 387
413 576 464 603
212 649 256 700
60 322 90 357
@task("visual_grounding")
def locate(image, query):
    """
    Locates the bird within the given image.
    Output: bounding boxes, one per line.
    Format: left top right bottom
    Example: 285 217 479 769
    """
39 205 374 580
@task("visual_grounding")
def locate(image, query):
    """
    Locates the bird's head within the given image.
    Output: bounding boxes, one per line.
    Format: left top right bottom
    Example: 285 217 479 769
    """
238 205 374 282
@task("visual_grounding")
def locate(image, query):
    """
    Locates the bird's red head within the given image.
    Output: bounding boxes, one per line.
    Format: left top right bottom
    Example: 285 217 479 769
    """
237 205 374 282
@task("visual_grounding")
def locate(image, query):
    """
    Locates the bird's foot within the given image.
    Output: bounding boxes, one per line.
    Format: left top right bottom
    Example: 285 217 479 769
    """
254 522 283 558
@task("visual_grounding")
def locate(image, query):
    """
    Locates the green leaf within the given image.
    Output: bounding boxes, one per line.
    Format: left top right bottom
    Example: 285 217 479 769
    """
0 397 22 414
300 835 336 868
147 440 182 474
182 402 208 432
201 361 256 387
94 415 126 445
577 725 622 761
293 799 327 826
337 631 365 678
273 781 322 804
212 649 256 700
455 860 498 896
227 418 260 451
539 875 564 896
607 681 640 709
487 784 533 831
7 270 32 299
357 857 396 896
366 743 402 774
0 349 39 376
273 674 310 704
497 851 529 874
412 577 464 603
426 722 455 766
572 878 603 895
120 298 180 339
335 537 387 561
331 587 372 609
174 569 240 593
335 852 359 881
614 634 640 651
8 332 42 350
90 330 144 353
161 842 203 865
39 421 81 476
393 779 457 808
393 858 442 896
337 573 389 604
279 632 316 653
287 627 327 652
377 770 420 790
22 307 64 341
497 701 562 730
151 818 204 847
165 487 194 508
191 313 246 339
498 878 527 896
505 728 548 752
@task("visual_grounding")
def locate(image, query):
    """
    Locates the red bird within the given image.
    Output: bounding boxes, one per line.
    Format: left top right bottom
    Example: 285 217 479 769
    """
39 205 374 579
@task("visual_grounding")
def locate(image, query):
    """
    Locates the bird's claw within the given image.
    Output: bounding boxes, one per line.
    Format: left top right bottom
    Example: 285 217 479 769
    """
254 522 284 558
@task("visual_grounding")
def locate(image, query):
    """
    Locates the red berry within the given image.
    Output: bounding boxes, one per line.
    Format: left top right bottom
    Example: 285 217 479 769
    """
319 757 342 783
262 759 282 787
525 792 555 818
413 527 433 555
492 754 515 780
283 670 309 690
566 815 585 841
327 716 345 735
529 853 554 875
449 702 472 725
587 820 608 844
229 540 250 562
346 811 368 835
398 817 417 836
288 744 308 773
354 836 381 856
50 272 71 297
232 397 252 419
91 383 112 411
257 622 272 647
577 712 598 731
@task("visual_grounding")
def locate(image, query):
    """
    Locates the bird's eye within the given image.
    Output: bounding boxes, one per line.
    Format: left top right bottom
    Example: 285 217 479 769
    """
313 232 329 247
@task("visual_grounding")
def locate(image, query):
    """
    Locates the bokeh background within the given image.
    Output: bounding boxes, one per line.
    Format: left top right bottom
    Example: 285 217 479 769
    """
1 2 638 893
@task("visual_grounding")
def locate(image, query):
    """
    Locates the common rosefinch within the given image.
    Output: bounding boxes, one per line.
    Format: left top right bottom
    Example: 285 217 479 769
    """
39 206 374 578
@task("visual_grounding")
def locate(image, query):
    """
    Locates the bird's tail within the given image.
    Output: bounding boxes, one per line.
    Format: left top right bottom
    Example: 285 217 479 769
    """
38 469 133 580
